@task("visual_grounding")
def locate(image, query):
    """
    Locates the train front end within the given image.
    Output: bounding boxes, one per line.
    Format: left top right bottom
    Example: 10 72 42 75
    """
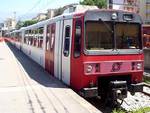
71 10 144 105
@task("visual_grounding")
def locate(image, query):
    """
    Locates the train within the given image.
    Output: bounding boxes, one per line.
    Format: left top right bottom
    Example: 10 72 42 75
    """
8 8 144 105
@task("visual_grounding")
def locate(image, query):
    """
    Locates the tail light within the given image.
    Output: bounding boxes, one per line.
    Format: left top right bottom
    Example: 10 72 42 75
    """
132 62 143 70
136 63 142 70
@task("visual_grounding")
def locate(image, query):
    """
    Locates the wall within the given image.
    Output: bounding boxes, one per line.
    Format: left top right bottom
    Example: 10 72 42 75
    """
144 48 150 69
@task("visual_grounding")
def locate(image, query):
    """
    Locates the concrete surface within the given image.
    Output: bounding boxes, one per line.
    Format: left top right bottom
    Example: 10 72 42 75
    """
0 41 101 113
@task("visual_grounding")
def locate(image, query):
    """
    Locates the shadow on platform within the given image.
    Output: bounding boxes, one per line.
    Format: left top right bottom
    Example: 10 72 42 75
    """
6 42 65 88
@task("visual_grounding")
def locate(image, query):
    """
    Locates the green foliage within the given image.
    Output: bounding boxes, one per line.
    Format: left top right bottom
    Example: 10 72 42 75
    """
22 20 38 27
80 0 107 8
132 107 150 113
143 76 150 84
15 20 24 29
112 107 150 113
16 20 38 29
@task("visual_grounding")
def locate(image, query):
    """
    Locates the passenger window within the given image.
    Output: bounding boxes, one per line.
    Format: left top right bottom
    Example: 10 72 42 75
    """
50 25 55 49
46 25 51 51
38 27 44 48
63 26 70 57
74 20 82 58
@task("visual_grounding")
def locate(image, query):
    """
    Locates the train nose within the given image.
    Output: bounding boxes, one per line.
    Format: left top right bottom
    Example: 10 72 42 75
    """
109 81 128 100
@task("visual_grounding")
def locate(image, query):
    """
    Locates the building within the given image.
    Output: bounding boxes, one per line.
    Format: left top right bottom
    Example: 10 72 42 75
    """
62 4 98 14
3 18 16 31
139 0 150 24
46 4 98 18
124 0 139 12
0 23 4 37
47 9 56 19
32 13 47 21
107 0 150 24
108 0 139 12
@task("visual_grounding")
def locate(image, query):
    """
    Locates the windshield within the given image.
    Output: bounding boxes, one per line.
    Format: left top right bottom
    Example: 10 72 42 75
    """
85 22 113 50
85 21 141 51
115 23 140 49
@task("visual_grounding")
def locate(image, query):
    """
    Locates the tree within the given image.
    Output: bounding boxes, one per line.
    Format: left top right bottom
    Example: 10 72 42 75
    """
16 20 38 29
80 0 107 8
22 20 38 27
16 20 24 29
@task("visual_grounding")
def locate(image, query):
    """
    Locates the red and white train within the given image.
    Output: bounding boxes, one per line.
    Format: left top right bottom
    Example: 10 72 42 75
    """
9 8 144 105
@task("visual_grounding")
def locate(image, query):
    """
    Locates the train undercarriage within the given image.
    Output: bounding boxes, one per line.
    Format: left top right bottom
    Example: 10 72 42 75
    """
80 75 143 107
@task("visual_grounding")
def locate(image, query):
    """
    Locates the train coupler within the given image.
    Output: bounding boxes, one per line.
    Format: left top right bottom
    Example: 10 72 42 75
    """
109 81 127 101
79 87 98 98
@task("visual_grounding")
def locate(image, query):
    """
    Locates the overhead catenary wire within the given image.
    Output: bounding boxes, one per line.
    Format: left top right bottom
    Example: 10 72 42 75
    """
18 0 58 21
18 0 43 20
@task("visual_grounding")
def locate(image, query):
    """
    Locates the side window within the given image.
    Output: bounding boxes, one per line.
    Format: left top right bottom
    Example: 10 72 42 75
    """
24 30 28 44
46 25 51 51
19 32 22 42
74 20 82 57
63 26 70 57
28 30 32 45
50 24 55 49
38 27 44 48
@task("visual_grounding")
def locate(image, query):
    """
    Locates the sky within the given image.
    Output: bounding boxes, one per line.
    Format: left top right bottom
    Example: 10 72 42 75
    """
0 0 80 23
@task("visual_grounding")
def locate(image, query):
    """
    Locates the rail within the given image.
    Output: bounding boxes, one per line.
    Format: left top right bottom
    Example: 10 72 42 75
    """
142 83 150 97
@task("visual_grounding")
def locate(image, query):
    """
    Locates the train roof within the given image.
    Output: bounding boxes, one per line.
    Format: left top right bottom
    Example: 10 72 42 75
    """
18 9 143 32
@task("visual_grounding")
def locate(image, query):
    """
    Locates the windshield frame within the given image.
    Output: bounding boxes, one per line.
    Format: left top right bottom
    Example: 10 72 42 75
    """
84 21 143 55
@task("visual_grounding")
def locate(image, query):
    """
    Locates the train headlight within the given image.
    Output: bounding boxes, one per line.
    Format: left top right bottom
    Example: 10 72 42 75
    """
136 63 142 70
84 63 100 74
86 65 93 73
112 13 118 20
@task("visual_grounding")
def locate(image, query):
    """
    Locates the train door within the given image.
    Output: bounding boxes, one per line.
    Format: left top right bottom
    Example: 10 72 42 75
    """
54 21 63 80
62 19 72 85
45 23 56 75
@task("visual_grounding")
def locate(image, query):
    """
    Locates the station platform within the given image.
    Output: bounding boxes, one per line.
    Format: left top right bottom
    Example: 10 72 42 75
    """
0 41 101 113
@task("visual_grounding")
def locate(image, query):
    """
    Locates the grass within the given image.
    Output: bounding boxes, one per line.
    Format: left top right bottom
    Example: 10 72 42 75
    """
132 107 150 113
112 107 150 113
143 78 150 84
112 108 127 113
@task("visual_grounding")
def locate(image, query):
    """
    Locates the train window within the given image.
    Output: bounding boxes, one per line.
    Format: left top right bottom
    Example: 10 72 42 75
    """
85 22 113 50
28 30 32 45
74 20 82 58
46 25 51 51
33 29 37 47
19 32 22 42
38 27 44 48
63 26 70 57
115 23 140 49
24 30 28 44
50 24 55 49
30 30 34 46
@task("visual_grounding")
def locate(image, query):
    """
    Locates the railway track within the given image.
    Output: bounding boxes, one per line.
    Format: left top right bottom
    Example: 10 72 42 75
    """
142 83 150 97
87 83 150 112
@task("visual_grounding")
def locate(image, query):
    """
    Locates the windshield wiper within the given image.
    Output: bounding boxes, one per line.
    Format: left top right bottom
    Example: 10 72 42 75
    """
99 18 113 33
